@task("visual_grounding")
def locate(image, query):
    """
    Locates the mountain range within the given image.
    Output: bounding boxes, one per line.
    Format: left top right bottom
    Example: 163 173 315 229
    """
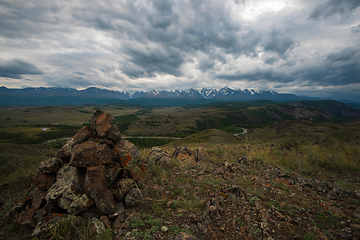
0 86 322 106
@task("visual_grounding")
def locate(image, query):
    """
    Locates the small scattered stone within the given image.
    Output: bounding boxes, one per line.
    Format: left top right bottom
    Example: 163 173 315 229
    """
166 200 174 208
174 232 198 240
161 226 168 232
124 188 142 208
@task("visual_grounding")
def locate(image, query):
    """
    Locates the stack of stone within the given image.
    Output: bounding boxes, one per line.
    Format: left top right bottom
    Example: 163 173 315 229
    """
8 110 149 237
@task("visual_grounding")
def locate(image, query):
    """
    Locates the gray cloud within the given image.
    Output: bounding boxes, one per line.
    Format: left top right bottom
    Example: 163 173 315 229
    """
309 0 360 19
295 48 360 86
216 68 296 83
351 23 360 33
120 44 185 78
262 29 296 57
0 59 42 79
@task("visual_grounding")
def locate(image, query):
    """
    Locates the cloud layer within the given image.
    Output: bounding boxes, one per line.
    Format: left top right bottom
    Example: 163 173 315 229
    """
0 0 359 101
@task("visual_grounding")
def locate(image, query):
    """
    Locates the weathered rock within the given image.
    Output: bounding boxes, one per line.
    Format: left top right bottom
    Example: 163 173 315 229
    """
32 213 73 237
31 213 83 239
57 126 96 162
90 110 105 132
89 217 106 236
45 164 92 215
124 188 143 208
84 166 116 214
174 232 199 240
13 205 37 226
109 202 125 220
32 188 47 209
112 214 125 235
95 113 113 137
57 193 94 215
38 157 63 174
204 193 223 222
106 162 122 186
100 215 111 228
328 185 350 200
70 141 116 168
115 139 140 168
80 205 103 219
105 124 122 143
129 164 150 182
194 147 208 162
35 173 56 191
111 178 135 202
173 146 196 162
57 139 74 162
73 125 96 145
149 147 172 167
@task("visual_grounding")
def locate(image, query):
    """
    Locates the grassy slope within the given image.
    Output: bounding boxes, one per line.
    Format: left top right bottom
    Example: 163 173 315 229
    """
1 105 360 239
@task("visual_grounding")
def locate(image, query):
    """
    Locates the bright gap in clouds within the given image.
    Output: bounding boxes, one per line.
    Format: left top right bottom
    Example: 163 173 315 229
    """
242 0 288 20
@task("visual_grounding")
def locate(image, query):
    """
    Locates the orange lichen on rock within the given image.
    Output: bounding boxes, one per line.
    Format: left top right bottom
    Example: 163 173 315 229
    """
120 152 131 168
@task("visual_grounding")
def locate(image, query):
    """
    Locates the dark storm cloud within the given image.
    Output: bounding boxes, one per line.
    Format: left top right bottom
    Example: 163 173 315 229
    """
298 48 360 86
216 68 295 83
262 29 296 57
120 44 185 78
0 59 42 79
198 58 215 72
309 0 360 19
0 0 61 38
179 1 260 56
351 23 360 33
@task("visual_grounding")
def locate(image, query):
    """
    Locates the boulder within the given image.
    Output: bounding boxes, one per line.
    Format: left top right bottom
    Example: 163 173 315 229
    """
115 139 140 168
57 126 96 162
89 217 106 236
72 125 96 145
105 162 122 186
90 110 105 132
111 178 135 202
95 113 113 137
124 188 143 208
194 147 208 162
173 146 196 162
70 141 117 168
149 147 172 167
32 188 47 209
105 124 122 143
45 164 92 215
109 202 125 220
35 173 56 191
84 166 116 214
57 139 74 162
38 157 63 174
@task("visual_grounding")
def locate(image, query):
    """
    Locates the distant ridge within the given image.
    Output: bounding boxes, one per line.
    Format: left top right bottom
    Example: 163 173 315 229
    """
0 86 322 106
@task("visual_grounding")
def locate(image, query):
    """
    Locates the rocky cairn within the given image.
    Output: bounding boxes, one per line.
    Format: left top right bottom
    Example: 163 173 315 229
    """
8 110 151 237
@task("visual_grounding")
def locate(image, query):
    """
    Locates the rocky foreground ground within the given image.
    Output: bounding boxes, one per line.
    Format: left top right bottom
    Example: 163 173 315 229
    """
3 111 360 240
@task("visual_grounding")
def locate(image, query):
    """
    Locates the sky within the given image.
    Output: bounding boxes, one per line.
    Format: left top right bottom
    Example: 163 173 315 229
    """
0 0 359 101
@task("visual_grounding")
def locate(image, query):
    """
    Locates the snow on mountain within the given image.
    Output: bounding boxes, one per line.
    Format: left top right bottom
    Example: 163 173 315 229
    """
0 86 314 103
